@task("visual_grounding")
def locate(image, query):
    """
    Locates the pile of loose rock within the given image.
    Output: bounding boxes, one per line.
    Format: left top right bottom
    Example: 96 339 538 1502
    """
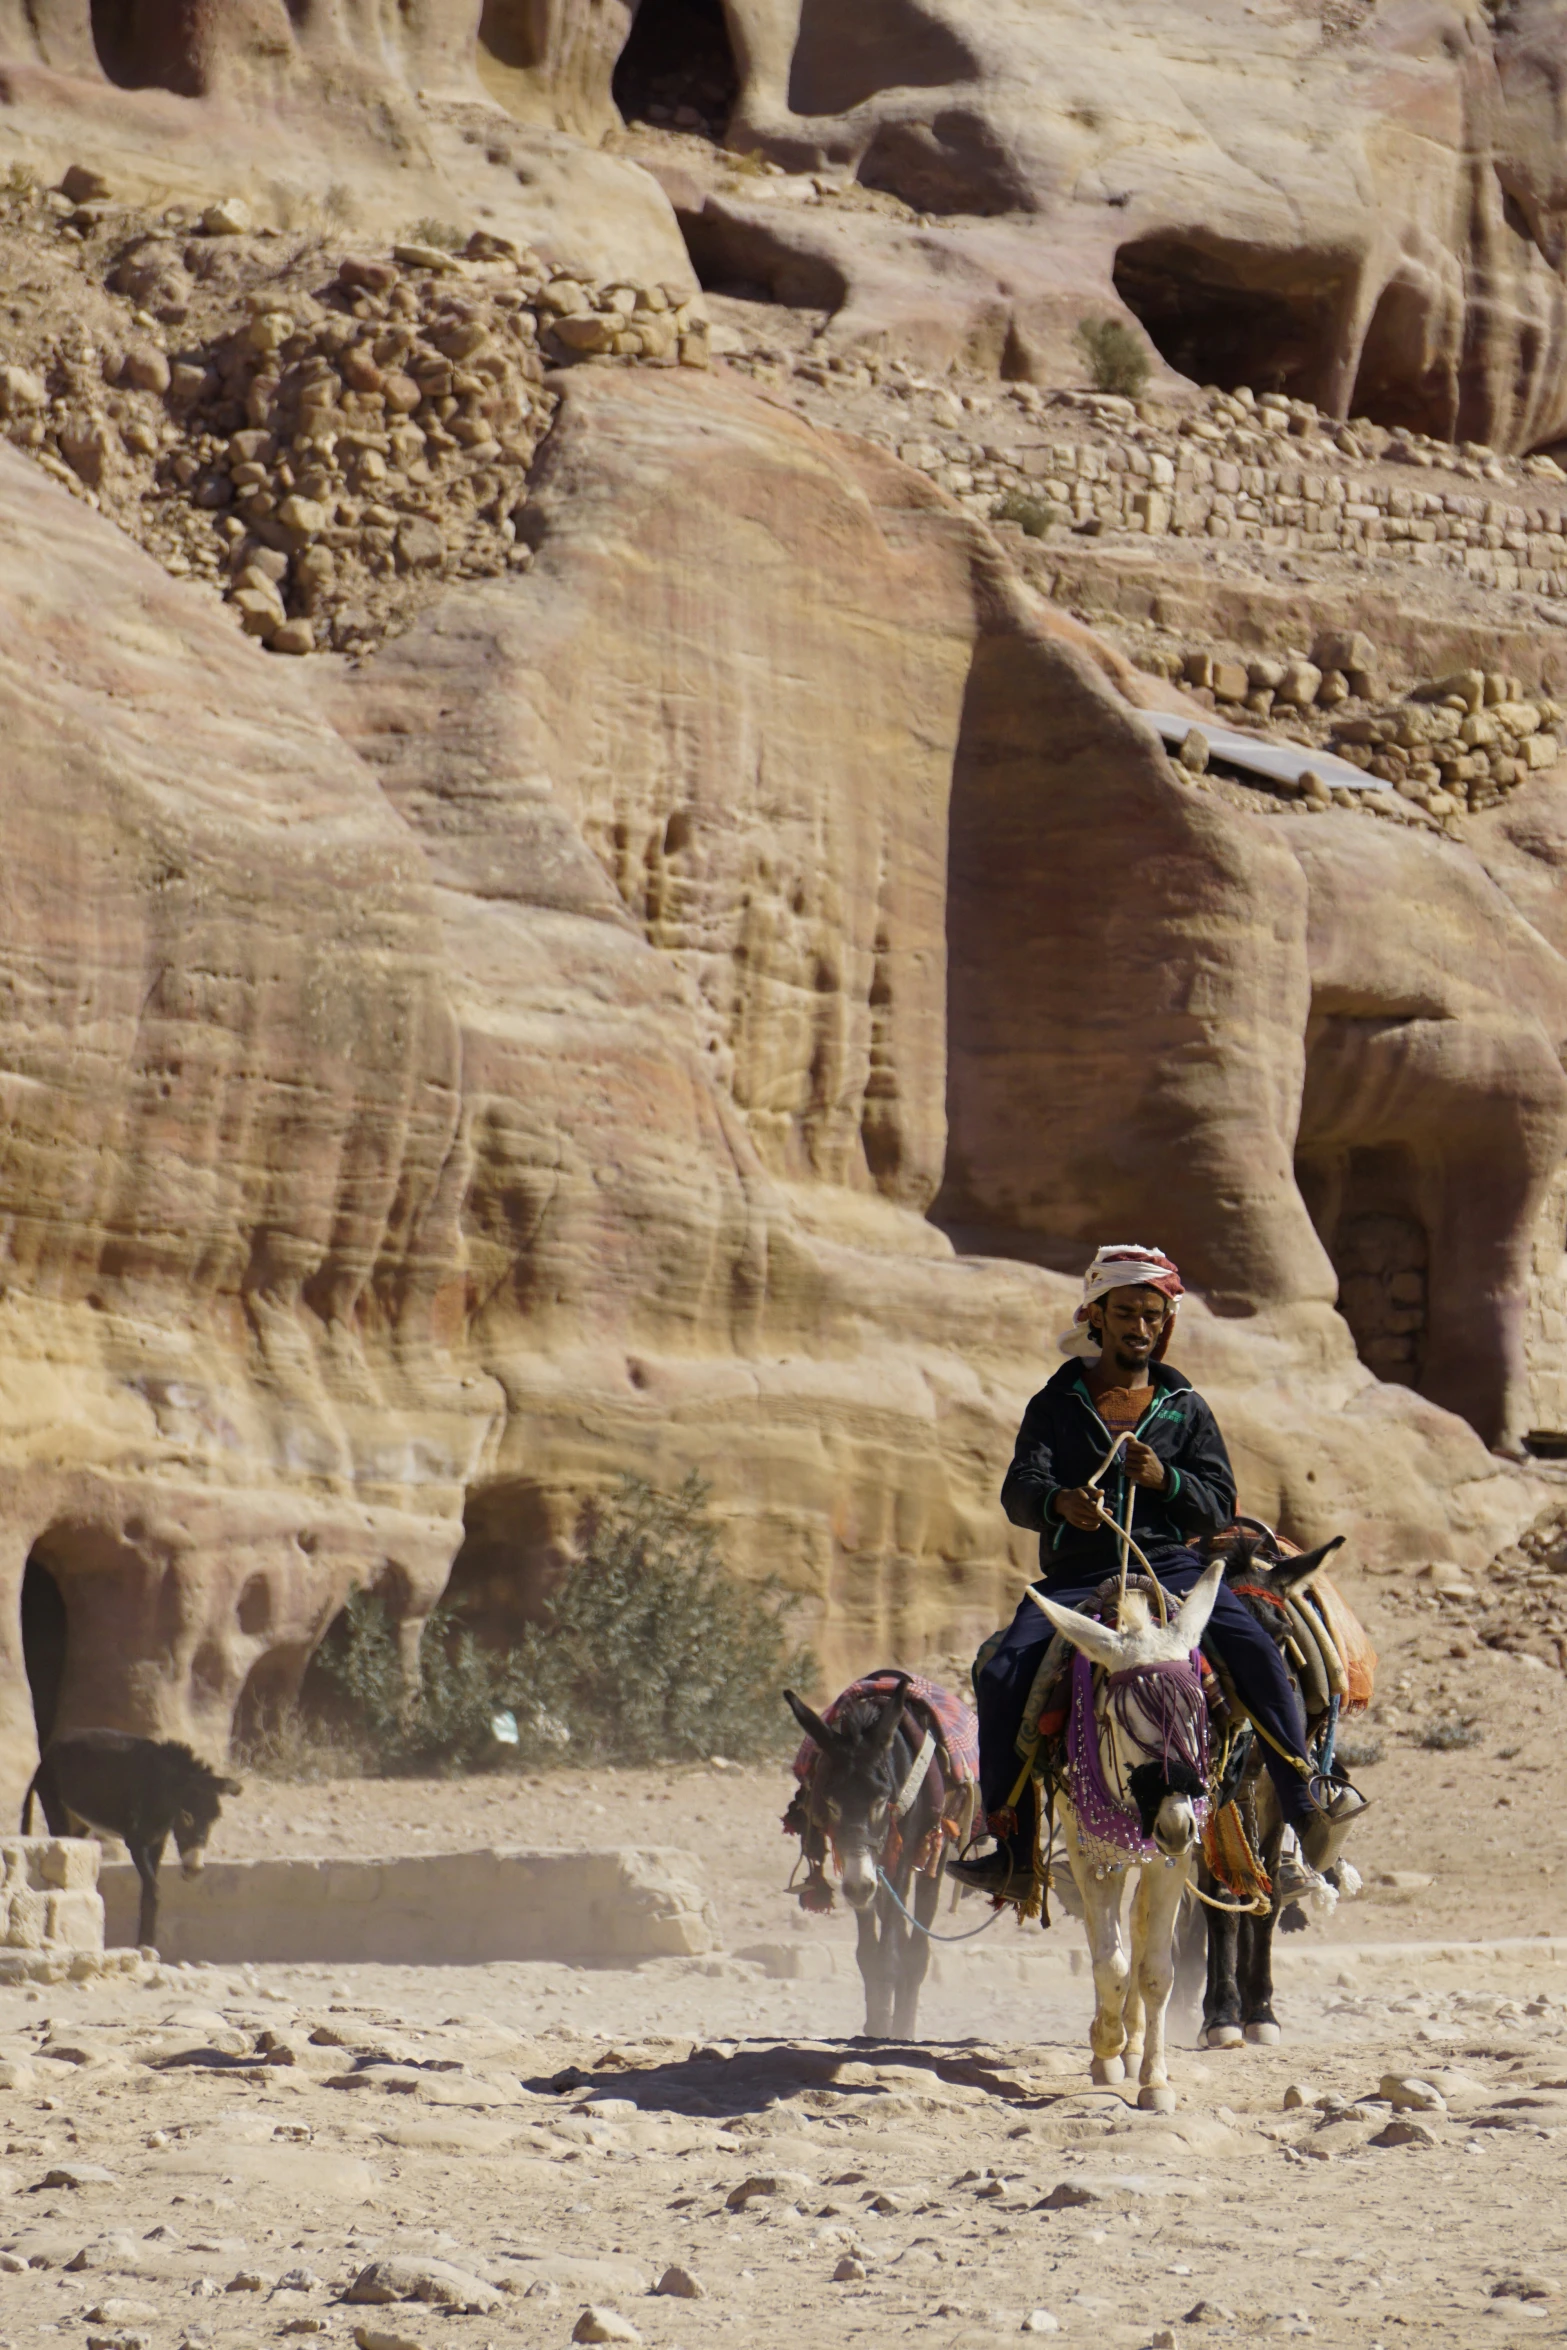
1475 1504 1567 1672
1130 624 1564 825
1331 669 1561 816
1168 637 1372 713
0 179 708 655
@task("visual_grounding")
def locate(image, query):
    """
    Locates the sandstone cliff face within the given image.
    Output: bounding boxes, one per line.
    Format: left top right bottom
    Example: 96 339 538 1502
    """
21 2 1567 451
0 348 1540 1800
5 2 1567 1795
597 0 1567 452
0 439 487 1801
0 0 693 292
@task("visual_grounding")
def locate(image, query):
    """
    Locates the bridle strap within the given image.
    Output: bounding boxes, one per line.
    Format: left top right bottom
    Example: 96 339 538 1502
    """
893 1727 936 1819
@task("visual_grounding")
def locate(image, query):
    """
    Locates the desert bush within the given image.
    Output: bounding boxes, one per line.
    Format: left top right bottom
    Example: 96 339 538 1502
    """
990 490 1059 538
403 216 467 252
244 1475 813 1777
1333 1729 1384 1769
511 1474 814 1767
1074 314 1151 399
1416 1716 1482 1751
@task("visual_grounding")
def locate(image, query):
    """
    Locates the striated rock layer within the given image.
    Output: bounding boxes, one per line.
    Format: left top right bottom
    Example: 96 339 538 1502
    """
0 361 1548 1799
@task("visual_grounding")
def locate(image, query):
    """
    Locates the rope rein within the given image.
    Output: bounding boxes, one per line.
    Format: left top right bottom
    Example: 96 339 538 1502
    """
874 1866 1012 1941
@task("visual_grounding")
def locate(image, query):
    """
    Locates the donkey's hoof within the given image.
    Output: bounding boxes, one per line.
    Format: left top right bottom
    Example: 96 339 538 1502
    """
1137 2083 1177 2113
1244 2021 1281 2046
1090 2054 1126 2085
1200 2024 1243 2050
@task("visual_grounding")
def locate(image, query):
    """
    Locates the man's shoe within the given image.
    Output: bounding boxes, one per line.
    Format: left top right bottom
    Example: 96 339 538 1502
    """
949 1849 1023 1897
1273 1844 1337 1915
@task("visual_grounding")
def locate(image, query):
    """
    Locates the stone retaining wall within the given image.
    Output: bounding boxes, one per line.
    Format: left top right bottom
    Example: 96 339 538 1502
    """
0 1836 142 1983
889 383 1567 604
99 1846 717 1967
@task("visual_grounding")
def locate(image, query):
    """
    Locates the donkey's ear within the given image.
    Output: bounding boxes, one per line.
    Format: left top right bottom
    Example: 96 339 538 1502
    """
784 1689 837 1749
1024 1587 1124 1671
1171 1554 1226 1651
1216 1533 1262 1581
1274 1535 1345 1593
869 1681 910 1756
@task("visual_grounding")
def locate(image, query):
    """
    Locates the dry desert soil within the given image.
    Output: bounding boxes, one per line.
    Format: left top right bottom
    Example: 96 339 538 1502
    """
3 1584 1567 2350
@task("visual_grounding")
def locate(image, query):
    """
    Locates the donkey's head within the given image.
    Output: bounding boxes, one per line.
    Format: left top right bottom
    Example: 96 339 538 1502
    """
1027 1562 1224 1858
1217 1532 1345 1647
784 1680 909 1911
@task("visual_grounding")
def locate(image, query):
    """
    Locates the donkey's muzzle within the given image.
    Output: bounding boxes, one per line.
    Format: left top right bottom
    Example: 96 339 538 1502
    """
840 1850 879 1909
1153 1793 1199 1857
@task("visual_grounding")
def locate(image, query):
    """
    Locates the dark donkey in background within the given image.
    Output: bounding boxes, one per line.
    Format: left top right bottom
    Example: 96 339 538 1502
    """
24 1729 241 1952
1197 1530 1369 2049
785 1676 952 2039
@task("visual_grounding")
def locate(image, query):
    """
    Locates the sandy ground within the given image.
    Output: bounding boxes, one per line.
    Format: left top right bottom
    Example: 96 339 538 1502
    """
3 1588 1563 2350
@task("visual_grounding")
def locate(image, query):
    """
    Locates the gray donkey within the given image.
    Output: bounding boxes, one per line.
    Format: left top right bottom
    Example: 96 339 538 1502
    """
784 1677 952 2039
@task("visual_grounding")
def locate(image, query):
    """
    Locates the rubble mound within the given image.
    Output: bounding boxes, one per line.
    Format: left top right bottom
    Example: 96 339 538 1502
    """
0 178 709 657
1334 672 1563 823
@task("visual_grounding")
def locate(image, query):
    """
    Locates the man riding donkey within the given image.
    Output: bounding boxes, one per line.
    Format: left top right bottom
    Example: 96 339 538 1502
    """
952 1243 1337 1910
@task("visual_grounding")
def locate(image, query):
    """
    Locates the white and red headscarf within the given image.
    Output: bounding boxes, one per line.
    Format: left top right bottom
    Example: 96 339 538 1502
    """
1059 1244 1184 1359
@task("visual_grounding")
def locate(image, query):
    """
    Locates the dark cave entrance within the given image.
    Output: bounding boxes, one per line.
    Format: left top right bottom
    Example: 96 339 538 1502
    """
441 1479 565 1648
89 1 205 93
1297 1144 1431 1392
21 1550 68 1755
1112 230 1349 405
613 0 738 140
1347 275 1457 439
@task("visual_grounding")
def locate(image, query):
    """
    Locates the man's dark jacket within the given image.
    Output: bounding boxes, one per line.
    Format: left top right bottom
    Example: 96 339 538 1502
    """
1002 1358 1237 1585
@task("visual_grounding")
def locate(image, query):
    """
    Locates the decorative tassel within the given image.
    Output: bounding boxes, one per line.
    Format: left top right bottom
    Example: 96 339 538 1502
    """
799 1865 834 1914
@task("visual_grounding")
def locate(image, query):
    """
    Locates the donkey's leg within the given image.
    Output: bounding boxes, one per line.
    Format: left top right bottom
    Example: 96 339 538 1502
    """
1122 1876 1147 2069
1129 1861 1188 2111
1200 1865 1243 2048
856 1896 896 2038
1063 1814 1129 2083
890 1869 937 2040
1242 1823 1287 2044
131 1842 162 1953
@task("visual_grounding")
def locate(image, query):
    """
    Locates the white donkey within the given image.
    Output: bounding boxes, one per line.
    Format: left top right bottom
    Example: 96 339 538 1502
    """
1029 1557 1224 2112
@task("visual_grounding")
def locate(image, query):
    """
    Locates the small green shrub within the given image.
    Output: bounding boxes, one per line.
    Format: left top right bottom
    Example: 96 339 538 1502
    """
990 490 1059 538
1334 1730 1384 1768
1074 314 1151 399
1417 1716 1482 1751
246 1475 813 1777
404 216 467 253
511 1474 815 1767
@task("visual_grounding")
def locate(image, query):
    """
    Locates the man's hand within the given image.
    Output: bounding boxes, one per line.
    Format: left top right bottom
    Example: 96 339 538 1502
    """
1053 1486 1108 1531
1124 1439 1167 1490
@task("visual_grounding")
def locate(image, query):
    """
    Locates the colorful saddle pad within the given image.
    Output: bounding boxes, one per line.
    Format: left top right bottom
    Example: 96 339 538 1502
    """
791 1671 980 1786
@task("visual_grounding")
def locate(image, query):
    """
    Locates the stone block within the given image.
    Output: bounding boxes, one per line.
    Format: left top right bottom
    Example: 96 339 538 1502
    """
100 1847 716 1966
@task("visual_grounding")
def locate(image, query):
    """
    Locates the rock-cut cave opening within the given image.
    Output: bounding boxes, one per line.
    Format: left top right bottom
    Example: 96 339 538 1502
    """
21 1550 68 1754
613 0 738 142
1296 1144 1431 1393
1112 230 1349 407
1347 273 1458 440
88 0 204 95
